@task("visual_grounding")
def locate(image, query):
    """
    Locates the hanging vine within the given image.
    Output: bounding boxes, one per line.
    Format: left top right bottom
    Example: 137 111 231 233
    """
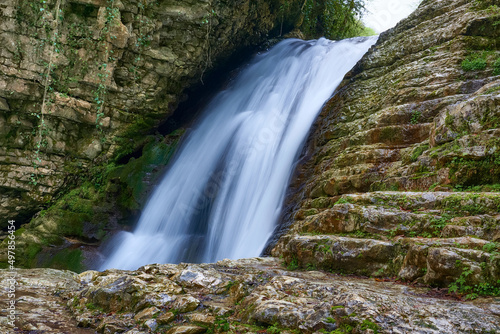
200 1 217 84
31 0 65 186
93 0 119 135
130 0 156 83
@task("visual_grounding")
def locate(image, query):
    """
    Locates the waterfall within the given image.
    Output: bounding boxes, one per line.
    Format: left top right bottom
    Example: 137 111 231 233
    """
101 36 377 270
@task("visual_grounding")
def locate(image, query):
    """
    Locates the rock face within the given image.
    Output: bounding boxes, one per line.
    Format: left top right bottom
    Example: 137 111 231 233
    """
2 259 500 333
272 0 500 297
0 0 301 226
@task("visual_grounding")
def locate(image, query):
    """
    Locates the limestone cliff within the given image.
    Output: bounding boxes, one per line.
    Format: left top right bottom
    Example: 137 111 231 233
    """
0 0 300 227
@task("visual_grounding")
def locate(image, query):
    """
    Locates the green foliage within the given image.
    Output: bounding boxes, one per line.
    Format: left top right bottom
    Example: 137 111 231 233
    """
461 51 499 73
448 263 500 300
448 266 474 295
483 242 499 253
356 24 377 37
494 58 500 76
329 324 354 334
360 320 380 333
267 323 282 334
300 0 368 40
207 315 231 333
306 263 317 271
215 316 230 332
430 214 451 236
410 110 422 125
286 256 299 271
461 57 487 71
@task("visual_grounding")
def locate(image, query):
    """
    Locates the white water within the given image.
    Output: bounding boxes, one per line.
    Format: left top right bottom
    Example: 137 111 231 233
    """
101 36 377 270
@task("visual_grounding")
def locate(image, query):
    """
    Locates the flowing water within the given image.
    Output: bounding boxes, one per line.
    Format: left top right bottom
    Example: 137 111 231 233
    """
101 36 378 270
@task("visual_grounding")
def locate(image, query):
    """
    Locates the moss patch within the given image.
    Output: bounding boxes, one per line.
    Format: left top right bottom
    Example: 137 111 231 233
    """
41 248 84 273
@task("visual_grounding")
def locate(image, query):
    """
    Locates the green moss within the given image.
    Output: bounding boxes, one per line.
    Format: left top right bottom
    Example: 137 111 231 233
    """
42 248 84 273
3 130 184 271
310 197 333 209
485 85 500 94
113 133 183 209
379 126 401 142
442 193 500 215
335 197 353 205
410 144 429 162
494 57 500 75
304 209 318 217
447 154 500 187
26 243 43 263
112 116 167 163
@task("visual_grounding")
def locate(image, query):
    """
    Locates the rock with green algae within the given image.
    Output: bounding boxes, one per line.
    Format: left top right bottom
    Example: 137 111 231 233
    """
274 191 500 289
2 258 500 333
0 130 183 271
272 0 500 297
282 0 500 204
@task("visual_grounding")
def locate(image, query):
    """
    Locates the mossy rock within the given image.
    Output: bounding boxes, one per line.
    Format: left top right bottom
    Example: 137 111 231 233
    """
0 131 184 271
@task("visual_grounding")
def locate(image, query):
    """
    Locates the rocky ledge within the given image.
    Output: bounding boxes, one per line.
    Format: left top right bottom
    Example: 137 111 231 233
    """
1 258 500 334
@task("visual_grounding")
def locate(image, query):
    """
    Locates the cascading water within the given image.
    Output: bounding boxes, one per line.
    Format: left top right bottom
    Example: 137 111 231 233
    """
101 36 377 271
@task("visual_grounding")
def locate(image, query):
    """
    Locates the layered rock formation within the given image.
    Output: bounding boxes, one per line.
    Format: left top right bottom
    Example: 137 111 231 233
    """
0 0 300 227
273 0 500 297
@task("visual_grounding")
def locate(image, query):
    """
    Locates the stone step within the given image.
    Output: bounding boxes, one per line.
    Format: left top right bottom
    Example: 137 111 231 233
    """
319 94 464 146
294 202 500 241
337 191 500 215
328 145 402 169
274 234 499 286
348 123 432 147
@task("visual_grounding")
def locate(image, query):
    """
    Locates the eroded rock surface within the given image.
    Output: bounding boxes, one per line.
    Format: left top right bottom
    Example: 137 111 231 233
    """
2 258 500 333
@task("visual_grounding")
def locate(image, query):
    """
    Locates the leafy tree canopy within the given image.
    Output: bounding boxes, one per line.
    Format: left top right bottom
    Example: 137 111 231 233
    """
298 0 373 39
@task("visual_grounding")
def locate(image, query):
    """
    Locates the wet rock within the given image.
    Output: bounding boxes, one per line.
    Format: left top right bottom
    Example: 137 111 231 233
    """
157 312 175 325
133 306 160 322
172 295 200 313
185 312 215 326
166 325 206 334
278 234 400 277
143 319 158 332
3 259 500 333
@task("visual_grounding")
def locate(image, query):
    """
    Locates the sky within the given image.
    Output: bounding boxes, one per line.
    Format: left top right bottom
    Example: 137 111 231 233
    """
362 0 423 33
